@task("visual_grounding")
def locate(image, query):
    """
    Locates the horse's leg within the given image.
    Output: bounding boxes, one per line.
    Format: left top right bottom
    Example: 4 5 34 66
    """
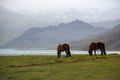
57 51 61 58
65 50 71 57
68 50 71 57
100 49 103 56
94 50 96 56
102 49 106 55
102 44 106 55
65 51 69 57
104 49 106 55
103 47 106 55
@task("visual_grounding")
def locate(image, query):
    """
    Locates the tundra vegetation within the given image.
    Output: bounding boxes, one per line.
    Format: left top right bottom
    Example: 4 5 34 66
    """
0 54 120 80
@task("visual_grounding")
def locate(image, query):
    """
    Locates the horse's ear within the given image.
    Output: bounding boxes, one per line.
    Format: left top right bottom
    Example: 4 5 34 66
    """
58 44 62 46
59 44 61 45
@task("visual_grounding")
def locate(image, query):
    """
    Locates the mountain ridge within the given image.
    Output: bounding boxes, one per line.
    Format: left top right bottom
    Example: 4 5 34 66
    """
70 24 120 51
4 20 107 49
90 19 120 28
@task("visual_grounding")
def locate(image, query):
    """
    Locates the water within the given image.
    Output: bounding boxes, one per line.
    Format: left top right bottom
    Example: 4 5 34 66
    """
0 49 120 56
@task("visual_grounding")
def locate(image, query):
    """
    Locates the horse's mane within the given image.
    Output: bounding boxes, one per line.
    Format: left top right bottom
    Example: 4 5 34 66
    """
57 44 64 51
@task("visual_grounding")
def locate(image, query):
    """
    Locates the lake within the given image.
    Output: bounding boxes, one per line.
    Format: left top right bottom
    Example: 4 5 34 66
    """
0 49 120 56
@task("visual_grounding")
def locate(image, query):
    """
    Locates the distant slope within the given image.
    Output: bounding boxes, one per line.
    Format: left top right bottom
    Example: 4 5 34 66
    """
94 24 120 50
70 24 120 51
70 35 96 50
0 5 34 47
1 5 120 47
4 20 106 49
90 19 120 29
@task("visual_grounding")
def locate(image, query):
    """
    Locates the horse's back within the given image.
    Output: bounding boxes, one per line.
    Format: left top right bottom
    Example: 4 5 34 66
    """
90 42 105 50
57 43 70 52
97 42 105 48
62 43 69 48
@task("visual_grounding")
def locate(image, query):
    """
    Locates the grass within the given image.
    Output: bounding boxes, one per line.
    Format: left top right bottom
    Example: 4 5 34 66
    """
0 54 120 80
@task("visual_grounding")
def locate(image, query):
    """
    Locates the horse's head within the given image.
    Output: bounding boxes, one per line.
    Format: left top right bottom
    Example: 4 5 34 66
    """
88 43 93 56
88 48 92 56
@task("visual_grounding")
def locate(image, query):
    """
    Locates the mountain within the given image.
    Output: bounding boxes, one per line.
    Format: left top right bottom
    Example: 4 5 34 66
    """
4 20 107 49
70 24 120 51
1 5 119 48
0 5 34 47
0 5 120 47
90 19 120 29
0 5 50 47
94 24 120 50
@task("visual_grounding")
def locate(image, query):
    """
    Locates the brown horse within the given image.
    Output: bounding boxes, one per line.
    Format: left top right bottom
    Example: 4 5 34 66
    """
57 43 71 58
88 42 106 56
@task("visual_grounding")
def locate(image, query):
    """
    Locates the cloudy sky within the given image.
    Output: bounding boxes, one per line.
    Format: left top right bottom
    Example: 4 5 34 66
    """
0 0 120 14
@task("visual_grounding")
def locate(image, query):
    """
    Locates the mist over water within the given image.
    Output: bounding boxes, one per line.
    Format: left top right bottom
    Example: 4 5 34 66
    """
0 49 120 56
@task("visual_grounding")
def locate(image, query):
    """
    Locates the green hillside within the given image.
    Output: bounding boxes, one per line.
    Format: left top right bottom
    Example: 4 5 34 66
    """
0 54 120 80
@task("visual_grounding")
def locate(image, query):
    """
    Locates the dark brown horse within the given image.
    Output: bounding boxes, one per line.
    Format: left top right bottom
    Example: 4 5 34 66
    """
88 42 106 56
57 43 71 58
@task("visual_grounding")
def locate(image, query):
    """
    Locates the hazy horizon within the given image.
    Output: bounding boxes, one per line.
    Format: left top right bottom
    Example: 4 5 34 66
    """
0 0 120 50
0 0 120 14
0 0 120 24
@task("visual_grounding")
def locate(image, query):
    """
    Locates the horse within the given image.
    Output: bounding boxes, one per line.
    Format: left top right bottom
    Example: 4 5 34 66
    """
88 42 106 56
57 43 71 58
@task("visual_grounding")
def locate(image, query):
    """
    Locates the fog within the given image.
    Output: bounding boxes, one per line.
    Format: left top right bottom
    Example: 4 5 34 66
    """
0 0 120 24
0 0 120 48
0 0 120 14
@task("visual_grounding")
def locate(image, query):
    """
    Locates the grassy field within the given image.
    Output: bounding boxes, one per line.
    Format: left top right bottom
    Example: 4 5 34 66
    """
0 54 120 80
